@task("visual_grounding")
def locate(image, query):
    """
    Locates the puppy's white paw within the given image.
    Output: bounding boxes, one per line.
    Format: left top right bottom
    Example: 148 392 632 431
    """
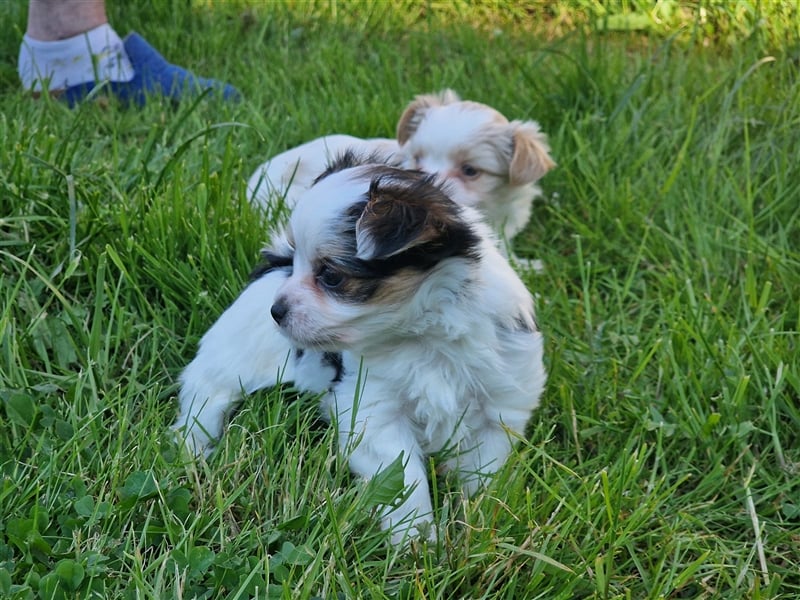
380 481 438 546
171 422 215 459
383 513 437 546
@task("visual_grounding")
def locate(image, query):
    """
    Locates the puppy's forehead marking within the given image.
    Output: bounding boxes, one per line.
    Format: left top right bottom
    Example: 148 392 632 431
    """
290 167 374 260
293 168 363 223
294 164 413 227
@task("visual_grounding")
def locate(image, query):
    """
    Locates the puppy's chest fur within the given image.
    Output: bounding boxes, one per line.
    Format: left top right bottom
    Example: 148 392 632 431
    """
327 331 502 452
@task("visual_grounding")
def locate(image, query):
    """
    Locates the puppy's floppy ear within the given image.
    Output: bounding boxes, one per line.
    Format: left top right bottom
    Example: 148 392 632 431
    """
396 89 462 145
355 179 440 260
508 120 556 185
355 177 475 262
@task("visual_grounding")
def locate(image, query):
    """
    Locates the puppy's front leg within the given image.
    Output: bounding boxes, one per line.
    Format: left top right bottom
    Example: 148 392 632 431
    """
173 270 294 456
330 376 434 544
447 422 516 497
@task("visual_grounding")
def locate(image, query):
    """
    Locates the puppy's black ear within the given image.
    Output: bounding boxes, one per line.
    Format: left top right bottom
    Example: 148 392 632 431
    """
355 176 477 263
509 120 556 185
396 89 461 145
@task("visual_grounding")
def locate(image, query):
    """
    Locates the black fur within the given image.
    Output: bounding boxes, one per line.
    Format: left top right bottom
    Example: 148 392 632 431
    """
322 352 345 383
294 348 344 385
313 149 402 185
358 175 482 265
249 249 293 280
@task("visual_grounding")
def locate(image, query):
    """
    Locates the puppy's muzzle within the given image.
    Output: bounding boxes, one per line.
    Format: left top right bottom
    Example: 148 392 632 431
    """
271 299 289 325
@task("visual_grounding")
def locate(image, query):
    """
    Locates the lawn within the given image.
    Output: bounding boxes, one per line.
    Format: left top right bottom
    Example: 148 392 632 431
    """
1 1 799 598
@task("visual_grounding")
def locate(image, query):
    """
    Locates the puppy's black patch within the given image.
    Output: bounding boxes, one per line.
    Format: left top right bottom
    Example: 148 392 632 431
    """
249 249 293 280
313 149 400 185
295 348 343 386
358 174 482 266
322 352 345 383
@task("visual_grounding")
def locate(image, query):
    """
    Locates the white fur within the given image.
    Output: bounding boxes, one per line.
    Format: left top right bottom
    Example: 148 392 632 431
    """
174 164 546 544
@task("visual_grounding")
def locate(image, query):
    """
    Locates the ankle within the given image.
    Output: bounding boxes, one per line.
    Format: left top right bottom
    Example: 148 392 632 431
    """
18 24 134 92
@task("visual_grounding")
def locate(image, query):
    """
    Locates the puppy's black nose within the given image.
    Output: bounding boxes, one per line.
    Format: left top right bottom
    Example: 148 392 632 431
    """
271 299 288 325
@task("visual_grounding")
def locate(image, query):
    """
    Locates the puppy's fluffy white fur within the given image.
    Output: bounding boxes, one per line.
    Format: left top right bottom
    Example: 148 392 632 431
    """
247 89 555 242
175 155 546 543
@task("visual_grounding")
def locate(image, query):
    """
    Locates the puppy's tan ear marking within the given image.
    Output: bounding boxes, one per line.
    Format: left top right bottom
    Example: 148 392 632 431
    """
396 89 462 145
509 120 556 185
396 97 434 146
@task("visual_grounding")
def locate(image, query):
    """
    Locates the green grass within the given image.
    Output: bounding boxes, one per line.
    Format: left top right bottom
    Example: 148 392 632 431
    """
1 1 799 598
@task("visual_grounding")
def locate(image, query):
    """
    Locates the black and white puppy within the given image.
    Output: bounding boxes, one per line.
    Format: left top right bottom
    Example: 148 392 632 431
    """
174 154 546 543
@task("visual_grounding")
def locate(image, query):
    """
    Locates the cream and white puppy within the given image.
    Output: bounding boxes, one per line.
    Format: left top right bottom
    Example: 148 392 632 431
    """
247 90 555 242
175 154 546 543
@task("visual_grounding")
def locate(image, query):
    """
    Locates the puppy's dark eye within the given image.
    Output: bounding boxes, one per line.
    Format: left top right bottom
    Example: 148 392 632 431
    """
317 264 345 290
461 164 480 178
